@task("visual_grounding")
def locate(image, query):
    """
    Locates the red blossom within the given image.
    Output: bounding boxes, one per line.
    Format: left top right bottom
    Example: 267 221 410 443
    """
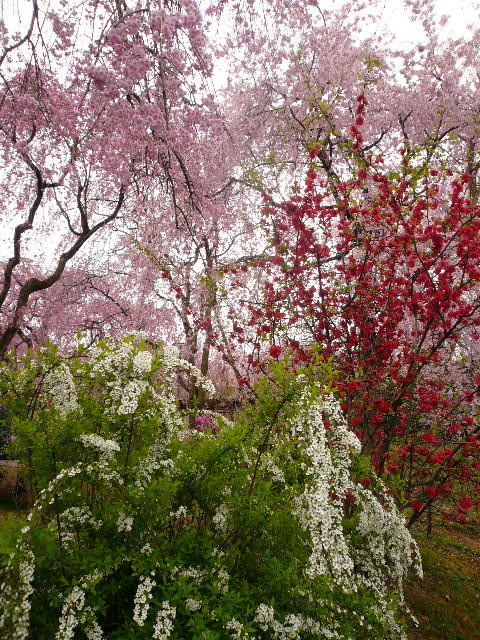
269 345 282 359
458 496 474 511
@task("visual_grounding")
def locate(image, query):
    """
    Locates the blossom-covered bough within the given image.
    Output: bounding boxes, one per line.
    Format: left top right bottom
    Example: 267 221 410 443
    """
0 337 421 639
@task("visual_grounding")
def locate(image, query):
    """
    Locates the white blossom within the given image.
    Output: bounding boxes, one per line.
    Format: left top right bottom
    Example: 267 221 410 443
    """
179 566 205 581
79 433 119 456
117 379 150 415
216 568 230 593
290 393 356 587
212 502 229 533
48 506 102 544
254 603 275 631
261 453 285 484
185 598 202 612
44 363 79 419
254 605 330 639
287 390 421 637
225 617 244 639
0 546 34 640
85 617 103 640
117 511 133 533
132 350 153 375
56 586 85 640
153 601 176 640
133 574 156 626
170 505 188 519
79 606 104 640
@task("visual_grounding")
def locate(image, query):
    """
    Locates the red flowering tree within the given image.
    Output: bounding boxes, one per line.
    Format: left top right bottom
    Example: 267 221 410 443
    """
254 96 480 525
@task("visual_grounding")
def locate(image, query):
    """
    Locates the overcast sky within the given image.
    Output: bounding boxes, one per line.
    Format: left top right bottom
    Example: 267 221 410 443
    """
374 0 478 45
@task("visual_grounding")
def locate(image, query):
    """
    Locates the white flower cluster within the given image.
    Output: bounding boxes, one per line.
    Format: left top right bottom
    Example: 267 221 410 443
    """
44 363 79 419
134 394 187 493
89 340 134 380
0 464 93 639
118 379 151 415
225 617 246 639
353 484 423 604
254 604 328 639
291 393 357 587
0 464 96 639
153 601 176 640
162 345 180 371
133 574 156 626
48 506 102 544
0 545 34 640
161 345 215 398
212 502 229 534
288 390 422 638
117 511 133 533
56 585 85 640
216 568 230 593
178 566 205 581
132 350 153 375
79 433 120 457
89 340 155 418
185 598 202 612
134 432 168 492
170 505 189 519
85 615 104 640
55 571 104 640
254 603 275 631
260 452 285 484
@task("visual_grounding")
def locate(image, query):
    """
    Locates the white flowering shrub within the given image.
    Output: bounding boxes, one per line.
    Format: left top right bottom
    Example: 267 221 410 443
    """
0 336 209 497
0 343 422 639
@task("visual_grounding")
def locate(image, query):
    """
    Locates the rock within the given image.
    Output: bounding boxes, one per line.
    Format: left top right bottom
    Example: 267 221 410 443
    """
0 460 19 498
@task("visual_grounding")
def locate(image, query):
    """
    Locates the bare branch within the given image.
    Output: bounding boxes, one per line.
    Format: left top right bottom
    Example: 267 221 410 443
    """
0 187 126 357
0 0 38 68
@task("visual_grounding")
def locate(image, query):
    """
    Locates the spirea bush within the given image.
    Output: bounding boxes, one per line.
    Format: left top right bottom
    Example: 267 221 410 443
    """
0 336 422 639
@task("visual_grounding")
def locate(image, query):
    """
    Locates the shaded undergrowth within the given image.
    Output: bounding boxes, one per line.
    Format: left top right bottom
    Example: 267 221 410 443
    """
405 516 480 640
1 497 479 639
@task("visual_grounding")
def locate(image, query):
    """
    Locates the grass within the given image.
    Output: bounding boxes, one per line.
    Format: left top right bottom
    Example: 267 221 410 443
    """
405 516 480 640
0 495 28 522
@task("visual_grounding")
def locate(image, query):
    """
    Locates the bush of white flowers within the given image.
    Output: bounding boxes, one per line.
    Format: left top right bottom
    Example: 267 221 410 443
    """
0 336 422 639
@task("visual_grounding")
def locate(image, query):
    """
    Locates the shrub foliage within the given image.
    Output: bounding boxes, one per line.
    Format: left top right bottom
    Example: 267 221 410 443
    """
0 336 421 639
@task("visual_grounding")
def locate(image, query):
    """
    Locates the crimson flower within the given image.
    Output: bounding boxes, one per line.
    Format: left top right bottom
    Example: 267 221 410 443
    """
269 345 282 358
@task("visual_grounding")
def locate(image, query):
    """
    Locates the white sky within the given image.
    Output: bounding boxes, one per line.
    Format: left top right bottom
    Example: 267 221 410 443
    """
374 0 478 45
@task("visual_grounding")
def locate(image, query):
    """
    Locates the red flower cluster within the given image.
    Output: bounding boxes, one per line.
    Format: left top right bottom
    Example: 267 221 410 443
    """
256 148 480 524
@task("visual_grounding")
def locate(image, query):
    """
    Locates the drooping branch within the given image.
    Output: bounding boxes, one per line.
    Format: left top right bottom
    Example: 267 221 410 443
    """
0 160 44 312
0 0 38 68
0 187 126 358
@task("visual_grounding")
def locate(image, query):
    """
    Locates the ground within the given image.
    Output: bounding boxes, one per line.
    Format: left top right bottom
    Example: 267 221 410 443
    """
405 515 480 640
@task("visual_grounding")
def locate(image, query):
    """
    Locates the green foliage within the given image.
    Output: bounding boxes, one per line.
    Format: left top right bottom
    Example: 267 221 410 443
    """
0 337 421 639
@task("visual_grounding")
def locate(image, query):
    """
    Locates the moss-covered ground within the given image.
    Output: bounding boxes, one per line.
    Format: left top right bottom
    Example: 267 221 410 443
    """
405 516 480 640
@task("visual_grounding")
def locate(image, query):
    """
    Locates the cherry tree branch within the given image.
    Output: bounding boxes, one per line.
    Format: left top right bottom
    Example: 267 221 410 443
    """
0 0 38 68
0 187 126 357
